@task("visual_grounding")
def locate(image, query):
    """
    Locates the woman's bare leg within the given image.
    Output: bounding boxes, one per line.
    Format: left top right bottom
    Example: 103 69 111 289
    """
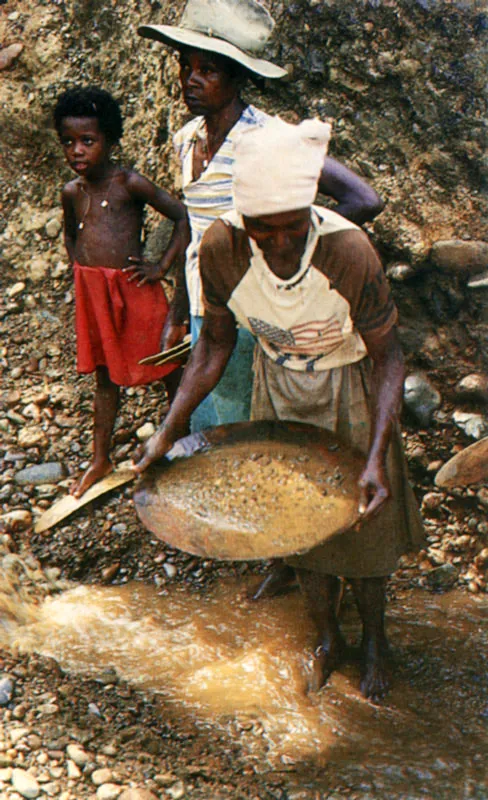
296 569 347 691
349 576 391 702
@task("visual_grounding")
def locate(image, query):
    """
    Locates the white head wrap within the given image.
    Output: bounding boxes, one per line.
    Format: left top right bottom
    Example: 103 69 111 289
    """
233 117 331 217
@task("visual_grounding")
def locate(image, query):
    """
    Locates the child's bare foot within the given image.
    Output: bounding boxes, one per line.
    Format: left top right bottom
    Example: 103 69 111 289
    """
360 639 391 702
70 459 113 498
309 635 347 692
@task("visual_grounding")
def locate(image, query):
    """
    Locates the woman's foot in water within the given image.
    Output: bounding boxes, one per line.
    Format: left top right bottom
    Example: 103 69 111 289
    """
309 633 347 692
70 458 113 498
359 634 391 702
349 576 391 702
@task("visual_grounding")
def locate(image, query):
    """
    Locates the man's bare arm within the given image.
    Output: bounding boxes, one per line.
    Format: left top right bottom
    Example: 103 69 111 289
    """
133 309 237 473
318 156 384 225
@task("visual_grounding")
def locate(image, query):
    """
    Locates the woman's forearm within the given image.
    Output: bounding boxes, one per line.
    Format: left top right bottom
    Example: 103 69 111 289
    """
367 338 404 465
157 328 236 443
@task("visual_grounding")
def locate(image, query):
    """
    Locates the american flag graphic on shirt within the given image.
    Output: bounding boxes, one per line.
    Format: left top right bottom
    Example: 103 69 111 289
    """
249 316 344 356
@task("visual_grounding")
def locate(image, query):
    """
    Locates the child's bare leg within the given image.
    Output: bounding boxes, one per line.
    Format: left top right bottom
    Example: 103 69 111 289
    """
296 569 346 692
349 576 390 702
71 366 119 497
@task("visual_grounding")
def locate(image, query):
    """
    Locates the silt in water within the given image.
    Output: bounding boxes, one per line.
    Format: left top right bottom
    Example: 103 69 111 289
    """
0 577 486 797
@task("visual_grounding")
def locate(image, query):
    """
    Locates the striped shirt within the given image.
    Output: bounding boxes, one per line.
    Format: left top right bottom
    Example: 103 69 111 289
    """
174 104 269 317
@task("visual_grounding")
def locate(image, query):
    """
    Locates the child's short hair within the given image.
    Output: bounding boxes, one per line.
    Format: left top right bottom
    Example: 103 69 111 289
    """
54 86 123 144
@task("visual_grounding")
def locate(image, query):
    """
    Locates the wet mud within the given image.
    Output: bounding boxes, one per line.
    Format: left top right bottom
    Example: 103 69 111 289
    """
1 577 486 798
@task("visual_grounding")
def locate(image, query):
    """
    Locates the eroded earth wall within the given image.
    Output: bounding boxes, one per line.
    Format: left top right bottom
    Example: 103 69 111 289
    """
1 0 487 375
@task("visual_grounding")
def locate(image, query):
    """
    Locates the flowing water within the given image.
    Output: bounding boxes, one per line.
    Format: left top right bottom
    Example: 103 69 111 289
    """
0 577 486 797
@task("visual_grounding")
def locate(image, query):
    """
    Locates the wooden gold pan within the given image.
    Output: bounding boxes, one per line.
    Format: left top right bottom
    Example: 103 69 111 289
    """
133 421 365 561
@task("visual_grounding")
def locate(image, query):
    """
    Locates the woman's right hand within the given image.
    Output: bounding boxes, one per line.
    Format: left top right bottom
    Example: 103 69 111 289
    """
132 427 173 474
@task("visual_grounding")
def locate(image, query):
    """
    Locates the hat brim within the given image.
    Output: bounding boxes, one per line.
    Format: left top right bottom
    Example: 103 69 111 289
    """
138 24 287 79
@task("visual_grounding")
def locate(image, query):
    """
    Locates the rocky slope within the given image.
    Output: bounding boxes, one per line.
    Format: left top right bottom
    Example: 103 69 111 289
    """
0 0 488 797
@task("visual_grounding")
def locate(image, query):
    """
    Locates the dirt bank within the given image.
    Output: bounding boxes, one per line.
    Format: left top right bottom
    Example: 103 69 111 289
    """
1 0 488 797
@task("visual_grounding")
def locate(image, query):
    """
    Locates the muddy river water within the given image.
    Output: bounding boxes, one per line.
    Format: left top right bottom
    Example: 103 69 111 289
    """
1 577 486 797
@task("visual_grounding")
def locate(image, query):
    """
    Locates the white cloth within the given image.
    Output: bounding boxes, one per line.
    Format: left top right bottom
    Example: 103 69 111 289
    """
233 117 331 217
223 207 367 372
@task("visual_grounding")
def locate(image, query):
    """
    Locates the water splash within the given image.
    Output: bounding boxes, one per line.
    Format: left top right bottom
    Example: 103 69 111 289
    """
0 576 486 792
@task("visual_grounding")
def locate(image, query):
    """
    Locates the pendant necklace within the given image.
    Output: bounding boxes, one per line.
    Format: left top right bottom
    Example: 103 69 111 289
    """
196 125 211 169
196 123 227 169
78 173 116 230
194 102 244 171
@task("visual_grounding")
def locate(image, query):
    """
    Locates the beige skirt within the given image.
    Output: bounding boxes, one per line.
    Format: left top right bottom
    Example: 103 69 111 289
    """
251 348 425 577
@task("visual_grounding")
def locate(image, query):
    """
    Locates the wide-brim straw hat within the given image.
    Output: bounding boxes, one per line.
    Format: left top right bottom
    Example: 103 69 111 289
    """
138 0 287 79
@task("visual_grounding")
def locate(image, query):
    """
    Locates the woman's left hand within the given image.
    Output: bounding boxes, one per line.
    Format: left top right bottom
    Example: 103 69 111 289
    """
357 456 390 520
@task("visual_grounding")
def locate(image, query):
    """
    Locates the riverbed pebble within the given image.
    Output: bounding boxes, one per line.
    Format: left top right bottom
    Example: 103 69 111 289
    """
425 563 460 590
474 486 488 506
12 768 41 798
66 759 81 779
18 427 48 448
65 744 90 766
0 483 14 500
0 766 13 781
97 784 122 800
452 411 488 440
10 728 30 746
474 548 488 567
455 373 488 404
92 768 114 785
421 492 444 511
0 42 23 70
14 462 66 486
386 262 417 281
136 423 155 441
163 563 177 579
404 373 441 426
13 703 27 720
166 780 186 799
8 282 26 299
430 240 488 275
0 510 32 530
0 675 15 706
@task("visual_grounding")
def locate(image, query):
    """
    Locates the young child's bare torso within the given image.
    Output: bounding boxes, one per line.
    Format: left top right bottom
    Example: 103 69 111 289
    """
64 168 146 269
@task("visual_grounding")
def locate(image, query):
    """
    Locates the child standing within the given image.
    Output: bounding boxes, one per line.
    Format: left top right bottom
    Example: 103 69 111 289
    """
54 86 189 498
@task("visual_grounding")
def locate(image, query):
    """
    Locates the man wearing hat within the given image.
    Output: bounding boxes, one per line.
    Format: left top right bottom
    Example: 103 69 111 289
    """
136 0 384 435
133 116 424 703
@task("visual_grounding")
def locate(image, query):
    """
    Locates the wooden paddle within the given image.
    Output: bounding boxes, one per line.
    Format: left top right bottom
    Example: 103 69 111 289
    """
34 462 136 534
138 334 192 367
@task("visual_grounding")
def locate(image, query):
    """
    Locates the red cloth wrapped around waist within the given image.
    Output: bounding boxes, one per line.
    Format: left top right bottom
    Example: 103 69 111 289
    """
74 262 177 386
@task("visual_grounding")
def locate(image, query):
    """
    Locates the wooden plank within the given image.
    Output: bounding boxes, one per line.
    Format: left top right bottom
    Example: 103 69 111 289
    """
138 334 191 366
34 463 136 534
